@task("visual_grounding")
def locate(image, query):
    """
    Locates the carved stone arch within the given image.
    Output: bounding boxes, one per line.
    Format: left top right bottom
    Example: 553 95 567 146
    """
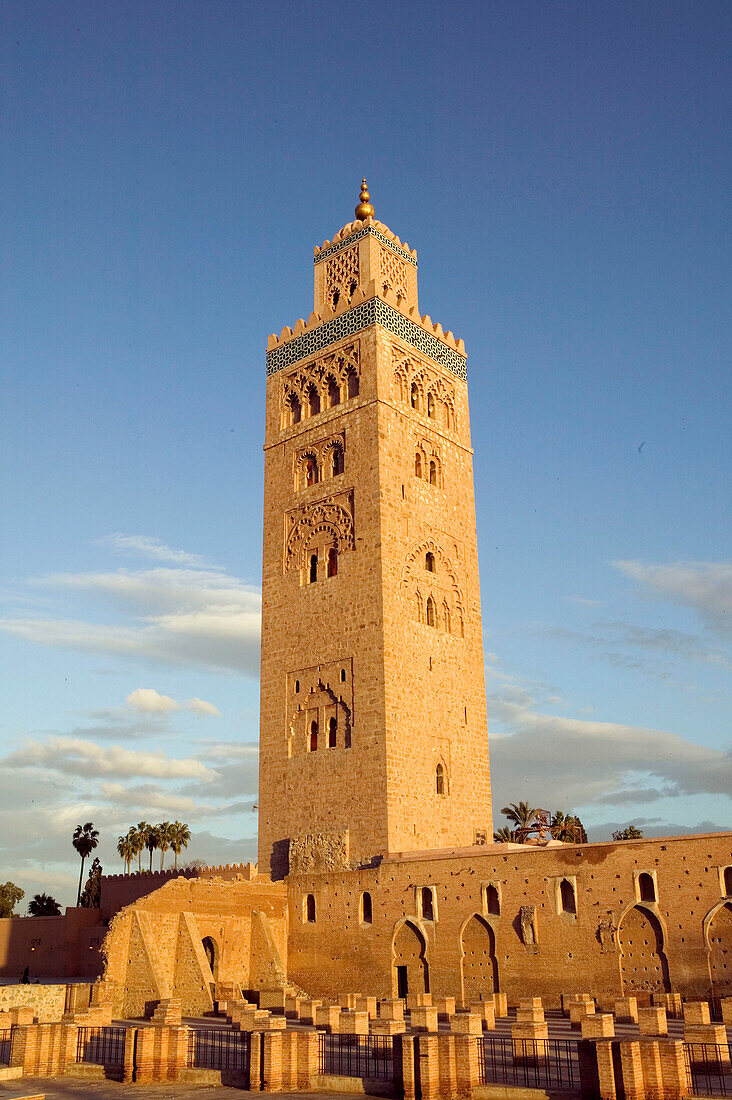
704 899 732 997
288 679 352 756
402 538 465 613
459 913 498 1003
392 355 411 403
618 904 671 994
295 450 320 490
322 437 345 478
285 499 355 574
391 917 430 997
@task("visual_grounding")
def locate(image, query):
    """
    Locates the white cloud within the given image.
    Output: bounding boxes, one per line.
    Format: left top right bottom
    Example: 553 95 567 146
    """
0 564 262 675
614 560 732 633
97 534 213 568
185 697 221 717
4 736 216 781
126 688 179 713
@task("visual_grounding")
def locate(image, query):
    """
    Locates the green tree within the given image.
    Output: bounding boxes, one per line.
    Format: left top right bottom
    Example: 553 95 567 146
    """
117 832 135 874
612 825 644 841
170 821 191 870
28 893 62 916
500 802 540 841
552 810 588 843
145 825 160 872
72 822 99 905
157 821 172 871
130 824 147 872
79 857 103 908
0 881 24 918
492 826 515 843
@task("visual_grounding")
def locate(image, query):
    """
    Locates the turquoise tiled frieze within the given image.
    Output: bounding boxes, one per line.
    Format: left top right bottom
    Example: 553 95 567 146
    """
265 297 467 381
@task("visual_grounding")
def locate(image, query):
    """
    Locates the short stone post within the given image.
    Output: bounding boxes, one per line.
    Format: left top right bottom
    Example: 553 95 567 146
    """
379 999 405 1022
658 1039 692 1099
339 1010 369 1036
638 1006 668 1036
721 997 732 1027
415 1034 440 1100
492 992 508 1017
450 1011 482 1036
259 988 286 1014
684 1024 731 1068
594 1040 618 1100
618 1040 645 1100
652 992 683 1017
406 992 432 1010
410 1005 439 1032
9 1007 35 1027
469 1000 496 1029
285 994 305 1019
262 1030 283 1093
432 995 456 1019
353 995 377 1017
299 998 321 1025
639 1039 664 1097
455 1031 480 1096
371 1016 406 1036
315 1004 342 1032
684 1001 711 1025
614 996 638 1023
296 1030 319 1091
570 1001 595 1029
122 1027 138 1084
511 1020 548 1064
581 1014 615 1039
338 993 362 1009
397 1034 418 1100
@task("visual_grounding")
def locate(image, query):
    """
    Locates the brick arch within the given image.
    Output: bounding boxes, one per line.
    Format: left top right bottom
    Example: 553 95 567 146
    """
459 913 498 1003
285 500 355 574
392 919 429 998
618 904 671 994
401 538 465 632
704 900 732 998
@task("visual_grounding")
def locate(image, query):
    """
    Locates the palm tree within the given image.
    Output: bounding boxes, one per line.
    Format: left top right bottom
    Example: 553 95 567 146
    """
134 822 150 872
72 822 99 905
117 833 135 874
145 824 160 871
612 825 644 841
551 810 587 843
157 822 172 871
28 893 62 916
170 821 191 869
493 826 515 843
500 802 540 839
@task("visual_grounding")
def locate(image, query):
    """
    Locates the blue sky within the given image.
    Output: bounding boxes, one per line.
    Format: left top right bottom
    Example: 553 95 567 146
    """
1 1 729 908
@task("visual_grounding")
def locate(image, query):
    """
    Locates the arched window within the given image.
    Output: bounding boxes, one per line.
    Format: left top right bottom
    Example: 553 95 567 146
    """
410 382 419 410
309 388 321 417
416 593 424 622
294 680 300 693
725 867 732 896
361 892 372 925
426 597 436 627
415 453 422 478
429 459 437 486
309 720 318 752
559 878 576 915
443 602 451 634
332 445 344 476
340 668 346 682
305 457 318 487
347 371 359 399
327 547 338 577
309 553 318 583
435 763 445 795
305 894 316 923
638 872 656 903
486 884 500 916
328 716 337 748
427 392 435 418
425 552 436 573
328 378 341 407
202 936 216 973
290 394 301 425
421 886 434 921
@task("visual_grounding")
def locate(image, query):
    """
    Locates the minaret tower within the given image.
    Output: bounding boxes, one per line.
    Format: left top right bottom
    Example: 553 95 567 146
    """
258 182 492 877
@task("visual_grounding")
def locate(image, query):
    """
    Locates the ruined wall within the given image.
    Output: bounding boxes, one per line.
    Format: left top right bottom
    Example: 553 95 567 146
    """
286 831 732 1006
0 982 67 1021
0 908 104 982
100 874 288 1018
99 862 257 920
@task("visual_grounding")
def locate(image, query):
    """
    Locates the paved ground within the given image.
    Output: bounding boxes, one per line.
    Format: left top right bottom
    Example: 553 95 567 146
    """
0 1080 354 1100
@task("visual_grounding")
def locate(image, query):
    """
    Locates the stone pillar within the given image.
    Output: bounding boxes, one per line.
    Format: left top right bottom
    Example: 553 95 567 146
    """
684 1024 731 1067
684 1001 711 1025
469 1001 496 1029
594 1040 618 1100
512 1022 549 1064
9 1007 35 1027
450 1012 482 1036
296 1030 319 1091
638 1006 668 1036
315 1004 342 1032
285 994 305 1019
122 1027 138 1083
581 1014 615 1039
397 1034 418 1100
411 1006 439 1032
454 1032 479 1098
262 1031 283 1093
432 995 456 1019
614 996 638 1023
259 988 286 1014
517 1006 545 1025
379 999 405 1022
519 997 544 1012
658 1039 692 1099
618 1041 645 1100
338 993 362 1009
406 993 432 1010
354 995 377 1017
638 1040 663 1098
135 1024 189 1083
570 1001 596 1029
299 999 321 1026
371 1017 406 1036
339 1010 369 1036
492 992 508 1017
416 1033 440 1100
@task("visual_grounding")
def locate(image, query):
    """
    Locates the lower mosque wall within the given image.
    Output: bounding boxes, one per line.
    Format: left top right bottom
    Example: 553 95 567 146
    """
286 832 732 1007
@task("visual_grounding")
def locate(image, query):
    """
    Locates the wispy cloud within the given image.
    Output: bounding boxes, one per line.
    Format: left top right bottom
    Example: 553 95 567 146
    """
126 688 221 716
614 560 732 634
4 736 216 781
97 534 214 568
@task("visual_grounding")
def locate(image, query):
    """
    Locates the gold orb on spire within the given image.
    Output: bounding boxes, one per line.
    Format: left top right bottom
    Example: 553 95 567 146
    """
355 177 374 221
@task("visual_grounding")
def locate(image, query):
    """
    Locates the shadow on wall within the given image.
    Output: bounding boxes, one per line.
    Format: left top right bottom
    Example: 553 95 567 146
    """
0 909 104 982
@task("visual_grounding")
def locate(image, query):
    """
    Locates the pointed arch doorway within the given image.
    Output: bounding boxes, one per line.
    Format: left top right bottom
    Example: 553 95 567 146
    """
619 906 670 993
461 915 499 1003
392 921 429 998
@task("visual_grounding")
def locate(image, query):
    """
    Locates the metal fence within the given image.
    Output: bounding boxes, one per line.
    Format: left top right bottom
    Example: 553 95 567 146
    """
187 1027 251 1077
478 1035 580 1092
318 1033 393 1079
0 1027 13 1066
75 1026 126 1068
684 1042 732 1096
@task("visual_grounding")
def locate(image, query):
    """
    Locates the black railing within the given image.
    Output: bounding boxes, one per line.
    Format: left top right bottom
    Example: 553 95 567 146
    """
0 1027 13 1065
76 1026 126 1067
318 1033 393 1079
685 1042 732 1096
478 1036 580 1092
187 1028 251 1076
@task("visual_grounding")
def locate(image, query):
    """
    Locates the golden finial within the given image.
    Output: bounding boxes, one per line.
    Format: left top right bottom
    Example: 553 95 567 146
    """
355 178 374 221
